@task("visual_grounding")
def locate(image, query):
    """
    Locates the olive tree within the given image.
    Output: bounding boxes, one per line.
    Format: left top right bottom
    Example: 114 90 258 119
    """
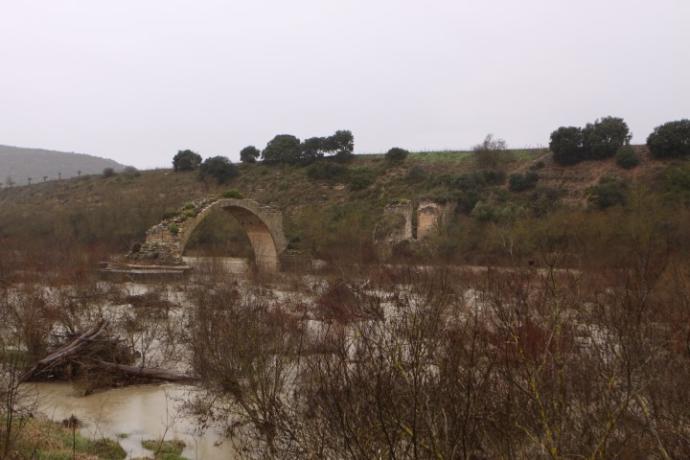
582 116 631 160
199 156 238 184
262 135 301 164
173 149 202 171
239 146 260 164
385 147 409 163
647 119 690 158
550 126 584 165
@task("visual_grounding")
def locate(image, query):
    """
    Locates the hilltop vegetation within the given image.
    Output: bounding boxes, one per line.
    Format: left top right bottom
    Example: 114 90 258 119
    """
1 117 689 271
0 144 126 186
0 139 688 272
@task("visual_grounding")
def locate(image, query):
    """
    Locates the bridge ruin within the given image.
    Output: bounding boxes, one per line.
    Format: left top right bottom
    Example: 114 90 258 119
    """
127 198 288 273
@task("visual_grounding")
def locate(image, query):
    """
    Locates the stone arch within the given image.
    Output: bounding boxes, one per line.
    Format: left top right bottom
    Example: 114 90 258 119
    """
130 198 287 272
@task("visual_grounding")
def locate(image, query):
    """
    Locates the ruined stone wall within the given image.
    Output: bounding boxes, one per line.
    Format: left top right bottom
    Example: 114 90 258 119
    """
378 200 413 242
416 201 456 240
373 199 455 258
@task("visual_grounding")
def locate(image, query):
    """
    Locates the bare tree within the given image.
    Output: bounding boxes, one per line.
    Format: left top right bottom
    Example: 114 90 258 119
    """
473 134 511 170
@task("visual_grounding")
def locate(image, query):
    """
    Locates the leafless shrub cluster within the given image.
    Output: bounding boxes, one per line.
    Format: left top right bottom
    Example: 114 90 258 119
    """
473 134 512 170
185 257 690 459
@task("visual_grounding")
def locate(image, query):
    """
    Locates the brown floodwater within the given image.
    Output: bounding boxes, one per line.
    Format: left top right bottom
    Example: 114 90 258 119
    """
24 382 236 459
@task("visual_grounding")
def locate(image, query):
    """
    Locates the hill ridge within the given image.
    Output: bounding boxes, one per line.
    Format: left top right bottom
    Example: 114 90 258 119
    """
0 144 127 185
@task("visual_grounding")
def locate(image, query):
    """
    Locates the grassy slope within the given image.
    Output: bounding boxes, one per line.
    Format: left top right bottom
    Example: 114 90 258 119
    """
9 417 126 459
0 146 676 259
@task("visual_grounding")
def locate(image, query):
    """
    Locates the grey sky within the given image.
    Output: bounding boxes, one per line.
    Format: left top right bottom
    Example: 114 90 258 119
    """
1 0 688 168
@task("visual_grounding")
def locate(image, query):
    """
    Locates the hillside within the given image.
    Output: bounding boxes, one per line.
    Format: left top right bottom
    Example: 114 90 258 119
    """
0 144 126 186
0 146 687 266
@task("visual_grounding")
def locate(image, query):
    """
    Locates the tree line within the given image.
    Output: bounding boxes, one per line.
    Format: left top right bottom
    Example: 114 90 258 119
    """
550 117 690 166
171 130 356 184
167 116 690 187
171 129 417 185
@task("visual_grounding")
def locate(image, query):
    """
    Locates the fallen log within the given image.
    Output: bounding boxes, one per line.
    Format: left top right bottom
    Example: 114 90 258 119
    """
21 321 197 386
96 361 198 384
20 320 108 382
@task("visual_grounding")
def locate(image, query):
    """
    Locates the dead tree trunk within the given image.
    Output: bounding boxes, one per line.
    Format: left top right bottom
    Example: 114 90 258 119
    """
96 361 198 383
20 321 198 385
20 321 108 382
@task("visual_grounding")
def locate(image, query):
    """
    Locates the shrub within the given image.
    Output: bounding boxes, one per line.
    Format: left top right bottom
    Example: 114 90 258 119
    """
406 166 427 183
306 161 347 181
451 173 485 191
456 190 480 214
262 134 301 164
327 130 354 154
530 160 545 170
300 130 354 164
450 170 505 192
550 127 584 165
121 166 140 177
300 137 325 164
481 169 506 186
587 177 628 210
141 439 186 458
240 146 260 163
348 175 372 191
647 119 690 158
660 164 690 205
173 149 202 171
315 281 372 322
348 168 376 190
509 171 539 192
222 189 243 199
470 200 497 223
333 150 354 163
84 438 127 459
528 187 562 217
615 145 640 169
168 224 179 235
102 167 115 178
473 134 510 169
199 156 238 184
385 147 409 163
582 116 631 160
421 189 460 204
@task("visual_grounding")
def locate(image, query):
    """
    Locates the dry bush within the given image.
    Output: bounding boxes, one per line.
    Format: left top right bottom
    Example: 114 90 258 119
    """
183 284 306 455
473 134 512 170
185 258 690 459
314 279 383 322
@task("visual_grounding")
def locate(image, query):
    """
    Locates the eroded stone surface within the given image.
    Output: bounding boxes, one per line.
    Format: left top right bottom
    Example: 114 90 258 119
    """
128 198 287 272
373 199 455 259
381 200 413 242
416 201 455 239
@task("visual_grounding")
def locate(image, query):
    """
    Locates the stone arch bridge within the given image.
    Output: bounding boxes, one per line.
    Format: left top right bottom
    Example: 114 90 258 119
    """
128 198 288 272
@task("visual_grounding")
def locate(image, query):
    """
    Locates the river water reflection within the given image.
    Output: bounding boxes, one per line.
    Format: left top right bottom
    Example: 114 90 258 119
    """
25 382 235 459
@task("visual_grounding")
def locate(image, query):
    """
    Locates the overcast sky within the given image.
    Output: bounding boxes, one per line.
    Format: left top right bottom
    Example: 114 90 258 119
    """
1 0 688 168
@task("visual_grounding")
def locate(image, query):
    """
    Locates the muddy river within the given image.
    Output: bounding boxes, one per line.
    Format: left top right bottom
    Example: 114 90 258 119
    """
16 257 296 459
25 383 236 459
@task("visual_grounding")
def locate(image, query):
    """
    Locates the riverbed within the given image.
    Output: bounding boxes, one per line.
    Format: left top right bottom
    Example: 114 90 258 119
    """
24 382 236 459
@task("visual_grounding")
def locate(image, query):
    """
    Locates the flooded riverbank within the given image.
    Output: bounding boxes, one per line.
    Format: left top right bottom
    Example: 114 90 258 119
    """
24 383 235 459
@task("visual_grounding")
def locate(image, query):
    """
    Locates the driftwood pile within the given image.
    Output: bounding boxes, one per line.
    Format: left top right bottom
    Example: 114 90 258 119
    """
20 320 196 385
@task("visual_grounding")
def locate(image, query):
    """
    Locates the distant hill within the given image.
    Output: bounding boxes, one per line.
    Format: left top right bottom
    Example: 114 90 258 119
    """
0 145 126 186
